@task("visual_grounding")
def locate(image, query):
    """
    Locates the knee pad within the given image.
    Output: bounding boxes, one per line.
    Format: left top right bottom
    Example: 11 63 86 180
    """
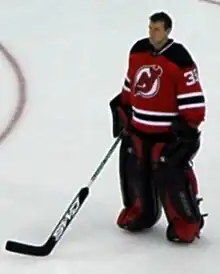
117 135 162 230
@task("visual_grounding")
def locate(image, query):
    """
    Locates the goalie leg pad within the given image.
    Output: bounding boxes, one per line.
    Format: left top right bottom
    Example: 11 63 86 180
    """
118 134 137 208
117 134 162 231
152 143 203 243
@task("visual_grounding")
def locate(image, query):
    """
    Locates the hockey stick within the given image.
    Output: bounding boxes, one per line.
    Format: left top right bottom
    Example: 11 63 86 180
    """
5 134 122 257
199 0 220 6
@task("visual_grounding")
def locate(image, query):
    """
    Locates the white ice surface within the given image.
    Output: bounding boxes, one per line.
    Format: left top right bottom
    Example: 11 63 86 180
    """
0 0 219 273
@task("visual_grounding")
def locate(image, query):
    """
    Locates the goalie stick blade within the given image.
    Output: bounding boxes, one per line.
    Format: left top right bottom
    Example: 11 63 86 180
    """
5 238 56 257
5 187 90 257
5 136 120 257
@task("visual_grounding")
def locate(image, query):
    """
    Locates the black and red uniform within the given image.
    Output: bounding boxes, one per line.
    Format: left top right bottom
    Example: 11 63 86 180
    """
110 38 207 243
120 38 205 133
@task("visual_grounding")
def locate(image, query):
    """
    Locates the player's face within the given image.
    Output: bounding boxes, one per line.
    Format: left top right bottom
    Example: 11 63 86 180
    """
149 21 169 48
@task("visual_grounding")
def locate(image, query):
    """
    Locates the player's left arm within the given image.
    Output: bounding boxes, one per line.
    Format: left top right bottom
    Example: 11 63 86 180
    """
176 46 206 128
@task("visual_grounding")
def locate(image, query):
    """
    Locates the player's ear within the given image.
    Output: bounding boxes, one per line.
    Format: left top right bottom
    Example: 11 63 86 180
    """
166 28 171 36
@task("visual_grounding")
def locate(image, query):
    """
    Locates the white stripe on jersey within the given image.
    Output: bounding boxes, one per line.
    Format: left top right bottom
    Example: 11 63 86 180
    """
126 76 131 83
179 103 205 110
177 92 203 99
132 116 172 126
132 106 178 116
123 85 131 92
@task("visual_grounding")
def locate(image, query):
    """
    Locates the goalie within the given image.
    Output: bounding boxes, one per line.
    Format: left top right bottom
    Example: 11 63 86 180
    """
109 11 207 243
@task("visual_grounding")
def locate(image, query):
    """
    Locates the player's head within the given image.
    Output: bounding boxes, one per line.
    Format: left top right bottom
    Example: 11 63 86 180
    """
149 12 172 48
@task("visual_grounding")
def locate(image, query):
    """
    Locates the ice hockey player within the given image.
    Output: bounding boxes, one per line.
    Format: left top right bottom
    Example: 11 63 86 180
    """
109 11 207 243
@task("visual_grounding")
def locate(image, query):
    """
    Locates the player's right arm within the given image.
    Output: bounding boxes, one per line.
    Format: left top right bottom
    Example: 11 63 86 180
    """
174 44 206 127
109 48 133 137
120 53 132 106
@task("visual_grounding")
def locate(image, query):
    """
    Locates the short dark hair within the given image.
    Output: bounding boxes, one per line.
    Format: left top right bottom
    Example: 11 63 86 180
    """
150 12 172 30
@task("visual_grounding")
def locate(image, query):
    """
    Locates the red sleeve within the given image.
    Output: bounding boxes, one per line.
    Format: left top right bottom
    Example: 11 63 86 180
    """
120 52 132 106
176 64 206 126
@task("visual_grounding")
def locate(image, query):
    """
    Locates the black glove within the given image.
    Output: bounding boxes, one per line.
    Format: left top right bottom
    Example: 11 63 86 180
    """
109 94 132 138
170 117 200 142
160 117 200 166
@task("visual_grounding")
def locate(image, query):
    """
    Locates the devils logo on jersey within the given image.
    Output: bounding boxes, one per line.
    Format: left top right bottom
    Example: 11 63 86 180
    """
134 65 163 98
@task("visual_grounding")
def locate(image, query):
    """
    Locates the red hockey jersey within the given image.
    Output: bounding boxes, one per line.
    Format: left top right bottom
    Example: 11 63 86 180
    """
120 38 205 133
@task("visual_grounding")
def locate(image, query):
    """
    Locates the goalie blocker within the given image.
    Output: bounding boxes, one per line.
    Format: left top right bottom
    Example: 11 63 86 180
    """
110 95 206 243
